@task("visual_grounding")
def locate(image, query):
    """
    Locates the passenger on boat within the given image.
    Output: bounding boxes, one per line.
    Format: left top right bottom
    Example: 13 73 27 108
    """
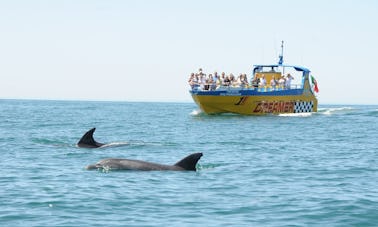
234 74 242 87
229 74 236 86
213 72 218 82
259 75 266 87
244 73 249 81
220 72 226 86
240 74 249 87
278 76 286 88
204 74 213 90
223 76 231 86
212 72 219 90
285 73 294 89
188 73 198 89
188 73 194 83
270 76 277 89
198 68 203 75
251 77 259 88
200 73 207 90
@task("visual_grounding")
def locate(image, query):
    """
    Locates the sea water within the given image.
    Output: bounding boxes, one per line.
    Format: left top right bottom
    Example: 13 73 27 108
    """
0 99 377 226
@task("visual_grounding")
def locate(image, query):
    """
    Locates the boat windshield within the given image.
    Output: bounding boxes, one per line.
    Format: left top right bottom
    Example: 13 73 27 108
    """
251 65 306 90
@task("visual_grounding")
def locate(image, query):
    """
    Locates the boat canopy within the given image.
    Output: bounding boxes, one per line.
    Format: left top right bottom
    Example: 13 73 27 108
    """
253 64 310 74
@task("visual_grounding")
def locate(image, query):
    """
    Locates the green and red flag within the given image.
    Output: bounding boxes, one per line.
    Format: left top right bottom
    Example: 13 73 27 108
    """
311 75 319 93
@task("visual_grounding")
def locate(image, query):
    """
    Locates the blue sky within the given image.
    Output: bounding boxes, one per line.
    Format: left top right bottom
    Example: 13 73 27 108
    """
1 0 377 104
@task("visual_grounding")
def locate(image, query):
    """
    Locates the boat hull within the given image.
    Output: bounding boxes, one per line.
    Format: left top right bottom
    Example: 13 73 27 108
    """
191 89 317 115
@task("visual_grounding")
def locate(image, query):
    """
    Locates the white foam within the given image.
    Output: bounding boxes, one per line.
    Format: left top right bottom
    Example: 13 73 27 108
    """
100 142 130 148
278 112 312 117
318 107 354 115
190 109 203 116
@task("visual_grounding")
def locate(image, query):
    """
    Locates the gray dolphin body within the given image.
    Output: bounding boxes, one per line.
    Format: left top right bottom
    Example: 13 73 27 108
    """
77 128 106 148
86 152 203 171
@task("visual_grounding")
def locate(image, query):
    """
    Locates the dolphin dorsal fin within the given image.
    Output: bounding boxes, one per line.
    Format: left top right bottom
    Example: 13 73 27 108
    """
77 128 104 148
174 153 203 171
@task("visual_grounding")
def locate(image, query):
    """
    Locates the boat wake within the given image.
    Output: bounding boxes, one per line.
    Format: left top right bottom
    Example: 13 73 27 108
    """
278 112 312 117
97 140 165 148
318 106 354 115
99 142 130 148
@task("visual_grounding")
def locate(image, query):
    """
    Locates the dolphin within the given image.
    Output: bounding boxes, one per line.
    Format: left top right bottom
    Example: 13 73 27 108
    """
77 128 105 148
86 152 203 171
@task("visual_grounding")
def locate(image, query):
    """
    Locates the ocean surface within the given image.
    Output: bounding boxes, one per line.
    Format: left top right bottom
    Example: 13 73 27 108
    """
1 99 377 226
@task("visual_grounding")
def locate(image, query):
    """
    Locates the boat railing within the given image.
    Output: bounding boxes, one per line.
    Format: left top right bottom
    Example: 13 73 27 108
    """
191 83 302 92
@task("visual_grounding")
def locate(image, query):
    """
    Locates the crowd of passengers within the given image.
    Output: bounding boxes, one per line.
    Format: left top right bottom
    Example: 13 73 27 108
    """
188 68 294 91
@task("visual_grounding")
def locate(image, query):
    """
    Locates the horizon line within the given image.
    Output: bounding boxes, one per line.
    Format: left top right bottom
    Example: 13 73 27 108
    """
1 97 377 106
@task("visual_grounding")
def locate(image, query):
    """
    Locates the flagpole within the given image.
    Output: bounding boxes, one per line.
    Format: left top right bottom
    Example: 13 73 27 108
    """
278 40 285 75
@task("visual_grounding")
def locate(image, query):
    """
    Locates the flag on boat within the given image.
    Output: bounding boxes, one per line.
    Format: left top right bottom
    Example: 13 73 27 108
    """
311 75 319 93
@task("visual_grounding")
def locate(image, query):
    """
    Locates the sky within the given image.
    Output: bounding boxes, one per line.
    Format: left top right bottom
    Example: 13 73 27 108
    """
1 0 377 104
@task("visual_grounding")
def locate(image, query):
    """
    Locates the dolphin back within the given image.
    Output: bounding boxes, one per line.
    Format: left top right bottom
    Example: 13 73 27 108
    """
77 128 105 148
174 152 203 171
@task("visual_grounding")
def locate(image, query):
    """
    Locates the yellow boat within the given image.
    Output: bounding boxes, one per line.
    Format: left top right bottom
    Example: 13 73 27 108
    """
189 42 319 115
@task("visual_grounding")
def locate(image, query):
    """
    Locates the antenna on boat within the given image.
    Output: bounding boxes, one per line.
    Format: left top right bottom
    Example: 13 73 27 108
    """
278 40 284 65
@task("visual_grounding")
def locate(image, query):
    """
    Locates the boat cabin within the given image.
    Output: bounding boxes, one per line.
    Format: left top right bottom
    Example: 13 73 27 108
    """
251 64 310 91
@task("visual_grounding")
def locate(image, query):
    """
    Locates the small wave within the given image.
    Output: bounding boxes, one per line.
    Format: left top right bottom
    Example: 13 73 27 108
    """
355 108 378 117
318 106 354 115
102 140 170 148
366 109 378 116
31 138 74 148
128 140 170 147
196 163 221 171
